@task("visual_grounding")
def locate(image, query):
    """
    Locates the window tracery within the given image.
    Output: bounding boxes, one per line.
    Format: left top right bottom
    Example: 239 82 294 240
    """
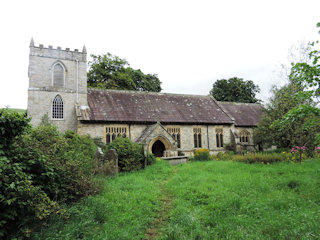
106 126 128 144
167 127 181 148
239 130 250 143
193 127 202 148
52 95 63 119
216 128 223 148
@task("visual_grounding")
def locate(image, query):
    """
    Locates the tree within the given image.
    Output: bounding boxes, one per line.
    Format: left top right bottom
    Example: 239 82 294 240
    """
272 23 320 148
255 82 320 151
254 83 307 148
209 77 260 103
87 53 162 92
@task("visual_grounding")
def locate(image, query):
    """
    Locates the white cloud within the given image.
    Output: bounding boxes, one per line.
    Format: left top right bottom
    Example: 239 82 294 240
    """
0 0 319 108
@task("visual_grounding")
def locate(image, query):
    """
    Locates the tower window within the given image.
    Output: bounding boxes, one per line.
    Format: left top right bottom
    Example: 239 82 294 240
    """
53 63 64 87
52 95 63 119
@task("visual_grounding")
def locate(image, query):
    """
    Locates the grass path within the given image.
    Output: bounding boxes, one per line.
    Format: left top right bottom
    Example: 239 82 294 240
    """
31 160 320 239
145 167 178 239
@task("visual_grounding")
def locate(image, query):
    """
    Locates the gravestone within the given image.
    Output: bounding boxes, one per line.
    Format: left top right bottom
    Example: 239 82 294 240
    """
106 149 119 174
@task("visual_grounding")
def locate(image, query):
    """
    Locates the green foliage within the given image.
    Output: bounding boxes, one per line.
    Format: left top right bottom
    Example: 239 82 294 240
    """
210 77 261 103
254 83 315 148
107 137 144 172
39 113 51 126
0 156 60 238
191 148 211 161
13 126 98 202
230 152 292 164
268 24 320 150
146 151 156 165
87 53 162 92
0 111 98 239
0 109 30 149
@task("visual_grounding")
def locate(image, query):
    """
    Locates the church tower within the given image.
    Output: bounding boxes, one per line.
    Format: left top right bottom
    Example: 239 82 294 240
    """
27 39 88 132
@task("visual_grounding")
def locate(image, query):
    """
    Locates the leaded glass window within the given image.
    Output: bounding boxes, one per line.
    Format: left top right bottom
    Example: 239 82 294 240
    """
52 95 63 119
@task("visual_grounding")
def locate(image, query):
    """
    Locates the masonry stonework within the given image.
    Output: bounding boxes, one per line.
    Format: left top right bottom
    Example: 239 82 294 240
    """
28 40 262 157
28 39 87 132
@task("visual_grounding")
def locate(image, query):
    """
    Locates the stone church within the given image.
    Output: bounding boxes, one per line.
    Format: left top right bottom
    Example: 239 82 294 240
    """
27 40 262 157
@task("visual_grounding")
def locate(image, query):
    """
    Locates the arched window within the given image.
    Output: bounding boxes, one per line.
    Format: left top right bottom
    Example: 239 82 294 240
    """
167 127 181 149
53 63 64 87
193 128 202 148
239 130 250 143
52 95 63 119
216 128 223 148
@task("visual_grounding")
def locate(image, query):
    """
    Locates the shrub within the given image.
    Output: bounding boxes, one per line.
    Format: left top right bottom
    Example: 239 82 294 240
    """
12 126 98 203
231 152 291 164
213 151 234 161
107 137 144 172
0 157 60 238
0 109 30 149
146 151 156 165
0 111 99 238
192 149 211 161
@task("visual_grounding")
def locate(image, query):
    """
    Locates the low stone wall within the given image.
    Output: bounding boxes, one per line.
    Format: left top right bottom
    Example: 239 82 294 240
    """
161 156 188 166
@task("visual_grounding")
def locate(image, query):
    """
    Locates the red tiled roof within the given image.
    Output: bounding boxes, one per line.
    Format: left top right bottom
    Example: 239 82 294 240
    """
219 102 262 127
83 89 234 124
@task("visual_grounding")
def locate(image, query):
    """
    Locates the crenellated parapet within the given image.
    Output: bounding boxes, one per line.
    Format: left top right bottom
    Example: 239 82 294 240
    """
29 38 87 62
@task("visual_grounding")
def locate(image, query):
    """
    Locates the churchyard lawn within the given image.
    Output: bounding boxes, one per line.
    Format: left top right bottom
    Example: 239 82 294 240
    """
32 159 320 239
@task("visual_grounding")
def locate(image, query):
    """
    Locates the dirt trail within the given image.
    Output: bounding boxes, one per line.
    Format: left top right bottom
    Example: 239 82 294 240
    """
145 167 178 240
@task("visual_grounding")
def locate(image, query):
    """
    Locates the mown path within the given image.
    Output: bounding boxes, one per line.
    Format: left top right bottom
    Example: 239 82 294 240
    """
145 167 177 240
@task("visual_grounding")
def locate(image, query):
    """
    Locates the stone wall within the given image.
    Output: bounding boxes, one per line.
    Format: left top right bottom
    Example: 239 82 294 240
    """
234 126 257 152
78 122 238 156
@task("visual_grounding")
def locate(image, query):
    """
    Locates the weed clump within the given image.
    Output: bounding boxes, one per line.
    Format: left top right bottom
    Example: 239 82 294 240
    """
190 149 211 161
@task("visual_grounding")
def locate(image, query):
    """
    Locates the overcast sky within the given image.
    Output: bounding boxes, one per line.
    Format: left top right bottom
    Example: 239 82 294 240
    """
0 0 319 109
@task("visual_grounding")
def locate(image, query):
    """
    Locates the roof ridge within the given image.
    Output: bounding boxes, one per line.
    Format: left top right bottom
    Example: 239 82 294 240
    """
87 88 212 98
218 101 262 106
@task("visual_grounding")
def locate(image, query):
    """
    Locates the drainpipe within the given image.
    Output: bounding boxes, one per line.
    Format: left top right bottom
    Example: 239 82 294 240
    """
75 58 79 104
207 125 210 150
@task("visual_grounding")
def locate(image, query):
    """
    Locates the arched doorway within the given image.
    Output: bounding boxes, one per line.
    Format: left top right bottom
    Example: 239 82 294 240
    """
152 140 166 157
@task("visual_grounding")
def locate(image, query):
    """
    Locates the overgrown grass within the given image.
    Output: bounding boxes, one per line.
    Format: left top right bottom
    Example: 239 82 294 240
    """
31 161 173 240
158 160 320 239
32 159 320 239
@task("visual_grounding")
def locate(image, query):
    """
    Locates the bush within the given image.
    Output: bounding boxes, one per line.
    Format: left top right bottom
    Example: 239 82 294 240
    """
192 149 211 161
0 111 99 239
231 152 292 164
213 151 234 161
146 151 156 165
107 137 144 172
11 126 98 203
0 157 60 238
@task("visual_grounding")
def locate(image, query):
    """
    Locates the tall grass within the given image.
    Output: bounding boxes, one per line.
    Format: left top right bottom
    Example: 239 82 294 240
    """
31 159 320 239
31 161 173 240
158 160 320 239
